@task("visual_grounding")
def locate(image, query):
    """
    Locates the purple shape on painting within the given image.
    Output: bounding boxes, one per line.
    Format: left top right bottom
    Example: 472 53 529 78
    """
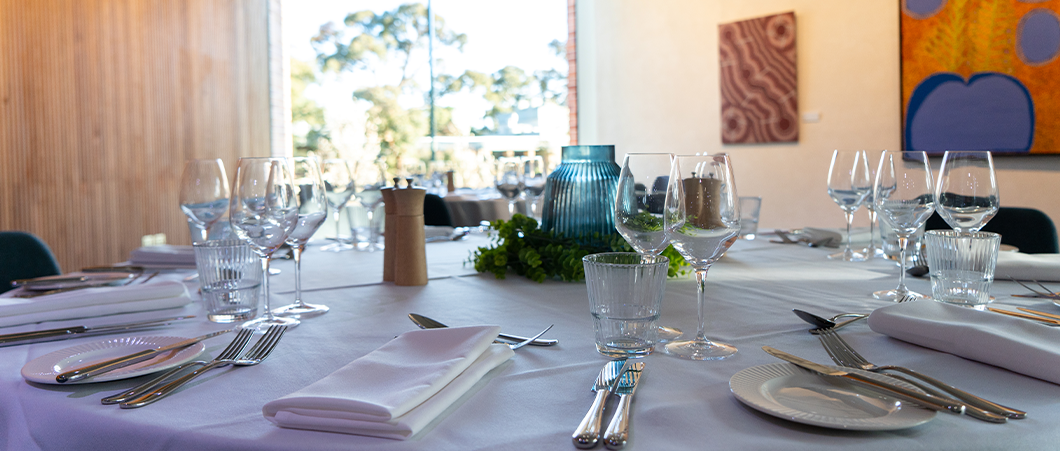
1019 9 1060 64
906 72 1033 153
903 0 946 18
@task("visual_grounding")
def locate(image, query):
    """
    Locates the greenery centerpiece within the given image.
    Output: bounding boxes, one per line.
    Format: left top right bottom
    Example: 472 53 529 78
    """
470 214 689 282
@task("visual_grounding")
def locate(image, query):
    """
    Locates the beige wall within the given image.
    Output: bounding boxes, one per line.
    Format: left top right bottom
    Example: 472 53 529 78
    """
578 0 1060 230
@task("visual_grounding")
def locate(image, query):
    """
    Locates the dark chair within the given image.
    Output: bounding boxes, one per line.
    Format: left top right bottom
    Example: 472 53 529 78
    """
0 231 62 294
925 207 1059 254
424 194 455 227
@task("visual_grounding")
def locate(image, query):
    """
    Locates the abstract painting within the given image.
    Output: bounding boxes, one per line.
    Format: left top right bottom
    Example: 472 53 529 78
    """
719 12 798 144
902 0 1060 155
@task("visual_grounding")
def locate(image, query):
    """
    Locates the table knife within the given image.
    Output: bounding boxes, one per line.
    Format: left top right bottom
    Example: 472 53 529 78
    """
603 361 644 450
763 347 1007 423
573 359 627 449
56 329 232 383
0 316 196 347
408 313 558 346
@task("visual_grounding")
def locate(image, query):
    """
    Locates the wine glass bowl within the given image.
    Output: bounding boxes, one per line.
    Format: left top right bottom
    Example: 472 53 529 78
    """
320 159 356 252
179 159 230 243
495 157 524 217
354 160 387 251
873 151 935 302
936 151 999 234
522 156 547 219
826 150 872 262
663 153 741 360
229 157 300 330
274 157 330 318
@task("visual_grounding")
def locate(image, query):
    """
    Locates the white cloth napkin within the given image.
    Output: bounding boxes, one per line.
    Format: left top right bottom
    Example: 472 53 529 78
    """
129 245 196 267
0 281 190 327
868 300 1060 384
263 326 514 440
798 227 843 248
994 252 1060 282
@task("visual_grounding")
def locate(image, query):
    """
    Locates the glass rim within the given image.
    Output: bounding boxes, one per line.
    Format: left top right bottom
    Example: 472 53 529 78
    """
924 230 1001 240
582 252 669 267
193 239 249 249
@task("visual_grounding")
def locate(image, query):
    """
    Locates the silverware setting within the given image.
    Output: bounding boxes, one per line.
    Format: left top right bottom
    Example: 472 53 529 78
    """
56 329 233 383
118 325 287 409
408 313 559 347
1009 278 1060 300
573 359 627 449
10 270 159 298
813 328 1023 421
0 316 196 347
792 309 867 333
602 361 643 450
986 307 1060 326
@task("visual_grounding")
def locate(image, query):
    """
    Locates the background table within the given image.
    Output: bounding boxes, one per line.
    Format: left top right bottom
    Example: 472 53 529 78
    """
1 236 1059 450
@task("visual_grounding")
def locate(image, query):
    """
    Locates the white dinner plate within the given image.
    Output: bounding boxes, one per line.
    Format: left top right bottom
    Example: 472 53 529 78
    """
730 362 937 430
21 335 205 384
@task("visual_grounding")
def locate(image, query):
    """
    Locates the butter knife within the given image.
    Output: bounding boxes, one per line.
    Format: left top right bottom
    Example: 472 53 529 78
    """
603 361 644 450
0 316 195 347
763 347 1007 423
408 313 558 346
573 359 627 449
56 329 232 383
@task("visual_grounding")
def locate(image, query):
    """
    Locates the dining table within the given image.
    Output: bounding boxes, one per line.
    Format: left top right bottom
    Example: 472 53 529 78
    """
2 230 1059 450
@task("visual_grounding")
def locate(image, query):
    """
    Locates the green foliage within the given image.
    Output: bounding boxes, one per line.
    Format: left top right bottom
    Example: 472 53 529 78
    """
470 215 690 283
291 59 330 156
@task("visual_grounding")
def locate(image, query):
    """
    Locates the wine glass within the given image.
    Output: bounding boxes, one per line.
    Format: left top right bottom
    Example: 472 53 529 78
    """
615 152 684 343
936 151 999 234
861 151 887 259
320 159 356 252
826 150 872 262
495 157 524 217
873 151 935 302
229 157 300 330
354 160 387 251
522 156 547 219
663 153 741 360
179 159 230 243
274 157 330 318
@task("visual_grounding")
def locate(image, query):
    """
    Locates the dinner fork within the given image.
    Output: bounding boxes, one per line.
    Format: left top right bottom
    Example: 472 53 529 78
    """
1010 278 1060 299
101 328 255 405
119 325 287 409
508 325 553 350
815 329 1024 420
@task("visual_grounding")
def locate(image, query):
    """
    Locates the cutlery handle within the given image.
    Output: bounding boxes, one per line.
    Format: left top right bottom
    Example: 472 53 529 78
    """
881 372 1007 423
881 366 1026 419
119 361 228 408
843 373 965 415
603 393 633 450
496 332 558 346
572 390 609 449
100 361 205 405
56 349 158 383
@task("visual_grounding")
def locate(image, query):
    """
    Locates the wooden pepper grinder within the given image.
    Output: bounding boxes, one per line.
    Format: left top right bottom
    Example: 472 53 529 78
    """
393 178 428 286
381 182 397 283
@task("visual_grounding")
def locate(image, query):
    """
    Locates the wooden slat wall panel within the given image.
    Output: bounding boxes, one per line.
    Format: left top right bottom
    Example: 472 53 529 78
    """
0 0 269 272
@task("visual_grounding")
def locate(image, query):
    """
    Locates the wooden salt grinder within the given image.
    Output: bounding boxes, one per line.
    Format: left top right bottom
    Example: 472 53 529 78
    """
392 181 428 286
381 184 397 282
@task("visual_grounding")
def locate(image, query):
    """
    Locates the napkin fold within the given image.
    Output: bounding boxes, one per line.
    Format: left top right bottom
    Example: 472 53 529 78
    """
263 326 514 440
0 281 190 327
994 252 1060 282
868 300 1060 385
129 245 196 267
799 227 843 248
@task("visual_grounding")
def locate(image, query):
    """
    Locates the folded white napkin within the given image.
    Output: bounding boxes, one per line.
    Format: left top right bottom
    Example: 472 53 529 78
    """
129 245 196 267
799 227 843 248
424 226 455 240
994 252 1060 282
0 281 190 327
868 300 1060 384
263 326 514 440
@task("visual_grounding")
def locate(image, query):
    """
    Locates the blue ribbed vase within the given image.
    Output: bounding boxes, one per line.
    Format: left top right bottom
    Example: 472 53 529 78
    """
540 145 621 238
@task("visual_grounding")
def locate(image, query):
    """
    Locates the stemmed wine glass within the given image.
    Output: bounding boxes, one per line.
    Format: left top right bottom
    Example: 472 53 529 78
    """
522 156 547 219
354 160 387 251
229 157 300 330
615 153 684 343
826 150 872 261
936 151 999 233
320 159 356 252
179 159 230 243
274 157 330 318
861 151 886 259
663 153 741 360
873 151 935 302
495 157 524 217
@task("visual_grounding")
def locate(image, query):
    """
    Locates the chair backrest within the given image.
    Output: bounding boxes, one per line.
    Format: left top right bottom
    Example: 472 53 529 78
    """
423 194 454 227
0 231 62 294
925 207 1059 254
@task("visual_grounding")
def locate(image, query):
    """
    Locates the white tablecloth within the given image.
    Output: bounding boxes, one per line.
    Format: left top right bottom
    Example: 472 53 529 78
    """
1 237 1058 450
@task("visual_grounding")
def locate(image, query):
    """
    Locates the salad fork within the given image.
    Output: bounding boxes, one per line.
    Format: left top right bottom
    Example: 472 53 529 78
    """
815 328 1023 420
119 325 287 408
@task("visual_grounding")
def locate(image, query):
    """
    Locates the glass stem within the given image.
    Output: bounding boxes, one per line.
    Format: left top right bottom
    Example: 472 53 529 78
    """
260 255 274 320
292 246 304 307
844 210 855 254
508 199 516 217
896 235 909 292
867 208 877 249
333 207 343 240
694 267 711 342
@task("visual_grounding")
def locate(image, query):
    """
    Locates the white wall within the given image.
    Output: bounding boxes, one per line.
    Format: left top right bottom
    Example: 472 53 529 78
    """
578 0 1060 230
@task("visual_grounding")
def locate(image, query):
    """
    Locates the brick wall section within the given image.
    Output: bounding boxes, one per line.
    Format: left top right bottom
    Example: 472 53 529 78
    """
567 0 577 145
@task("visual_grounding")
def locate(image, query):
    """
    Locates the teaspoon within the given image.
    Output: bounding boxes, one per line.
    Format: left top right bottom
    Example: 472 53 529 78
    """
792 309 868 331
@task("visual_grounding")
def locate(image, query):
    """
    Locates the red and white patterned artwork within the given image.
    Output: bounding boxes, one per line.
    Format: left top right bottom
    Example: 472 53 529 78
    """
719 12 798 144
